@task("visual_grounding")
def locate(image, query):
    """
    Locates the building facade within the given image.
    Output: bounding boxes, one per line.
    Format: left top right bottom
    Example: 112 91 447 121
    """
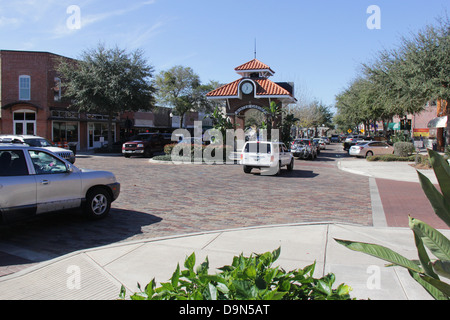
0 50 123 151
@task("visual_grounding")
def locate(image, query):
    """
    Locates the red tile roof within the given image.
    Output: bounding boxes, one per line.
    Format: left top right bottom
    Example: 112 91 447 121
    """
234 59 275 74
206 79 240 97
206 78 292 98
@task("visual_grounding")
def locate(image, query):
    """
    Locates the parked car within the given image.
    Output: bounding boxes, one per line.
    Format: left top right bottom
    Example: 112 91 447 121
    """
122 133 167 158
321 137 330 144
330 135 340 143
241 141 294 175
313 138 326 150
0 144 120 223
291 139 317 159
343 136 374 151
349 141 394 158
0 134 75 163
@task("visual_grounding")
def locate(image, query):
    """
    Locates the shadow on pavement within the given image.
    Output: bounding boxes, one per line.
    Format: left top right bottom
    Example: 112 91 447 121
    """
0 208 162 267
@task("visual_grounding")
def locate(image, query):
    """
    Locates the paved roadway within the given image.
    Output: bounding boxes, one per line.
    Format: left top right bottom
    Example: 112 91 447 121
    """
0 143 436 278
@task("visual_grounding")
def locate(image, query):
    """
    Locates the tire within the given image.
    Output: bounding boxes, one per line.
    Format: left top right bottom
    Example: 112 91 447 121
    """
243 165 252 174
287 158 294 171
124 155 131 158
365 151 373 158
144 148 153 158
85 187 111 219
276 161 282 175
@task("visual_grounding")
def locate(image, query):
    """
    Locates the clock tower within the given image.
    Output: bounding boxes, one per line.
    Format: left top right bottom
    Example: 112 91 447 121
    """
206 58 296 130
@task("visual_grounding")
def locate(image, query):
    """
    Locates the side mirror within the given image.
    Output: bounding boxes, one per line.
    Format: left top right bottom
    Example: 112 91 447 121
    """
66 163 73 173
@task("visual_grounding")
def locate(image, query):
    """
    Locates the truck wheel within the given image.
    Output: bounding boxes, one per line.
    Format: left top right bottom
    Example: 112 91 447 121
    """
276 161 282 175
85 187 111 219
243 165 252 173
287 159 294 171
144 148 153 158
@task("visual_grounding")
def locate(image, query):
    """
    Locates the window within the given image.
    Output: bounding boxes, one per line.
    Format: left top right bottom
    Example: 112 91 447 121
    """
244 142 271 154
54 77 61 101
0 150 29 176
13 110 36 135
28 150 68 175
19 75 31 100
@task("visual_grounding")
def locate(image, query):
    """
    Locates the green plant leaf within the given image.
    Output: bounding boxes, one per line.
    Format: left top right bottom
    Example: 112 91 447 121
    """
411 225 439 279
418 273 450 299
417 171 450 228
335 239 422 273
428 149 450 201
145 278 156 298
433 260 450 279
171 264 180 288
409 217 450 261
184 252 196 271
408 270 448 300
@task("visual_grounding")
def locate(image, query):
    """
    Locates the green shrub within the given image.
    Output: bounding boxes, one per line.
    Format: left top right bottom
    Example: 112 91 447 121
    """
415 154 432 168
394 142 415 157
164 143 177 155
119 247 354 300
161 143 232 163
336 149 450 300
366 154 415 162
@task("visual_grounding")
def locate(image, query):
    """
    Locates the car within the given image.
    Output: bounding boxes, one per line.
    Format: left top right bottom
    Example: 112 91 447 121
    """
240 141 294 175
291 139 317 159
321 137 330 144
343 136 374 151
313 138 326 150
0 134 75 163
330 135 340 143
0 144 120 223
122 133 167 158
349 141 395 158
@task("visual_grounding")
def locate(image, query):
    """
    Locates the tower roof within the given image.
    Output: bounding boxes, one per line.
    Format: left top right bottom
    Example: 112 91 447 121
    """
234 59 275 76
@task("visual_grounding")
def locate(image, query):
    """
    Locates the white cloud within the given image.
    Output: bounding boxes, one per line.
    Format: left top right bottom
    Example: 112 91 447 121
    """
81 1 156 28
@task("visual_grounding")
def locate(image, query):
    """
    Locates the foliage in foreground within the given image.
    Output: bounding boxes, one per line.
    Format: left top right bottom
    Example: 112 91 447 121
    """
119 247 353 300
336 149 450 300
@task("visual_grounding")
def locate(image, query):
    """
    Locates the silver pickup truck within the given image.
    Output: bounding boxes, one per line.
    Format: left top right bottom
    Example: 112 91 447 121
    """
0 144 120 223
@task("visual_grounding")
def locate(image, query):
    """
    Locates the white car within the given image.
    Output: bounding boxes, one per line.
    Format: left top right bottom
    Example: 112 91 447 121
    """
241 141 294 175
0 135 75 163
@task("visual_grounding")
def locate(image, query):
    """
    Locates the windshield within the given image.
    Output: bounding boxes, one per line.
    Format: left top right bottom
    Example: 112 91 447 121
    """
23 138 54 147
130 134 151 141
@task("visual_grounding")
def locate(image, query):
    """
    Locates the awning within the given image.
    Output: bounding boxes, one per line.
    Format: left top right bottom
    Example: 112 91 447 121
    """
427 116 447 128
388 122 400 130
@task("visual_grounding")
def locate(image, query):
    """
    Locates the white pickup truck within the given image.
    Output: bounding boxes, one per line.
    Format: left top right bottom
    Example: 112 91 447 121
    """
240 141 294 175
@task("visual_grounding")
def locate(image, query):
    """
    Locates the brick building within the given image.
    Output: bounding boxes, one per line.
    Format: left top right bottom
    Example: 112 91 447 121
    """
0 50 124 151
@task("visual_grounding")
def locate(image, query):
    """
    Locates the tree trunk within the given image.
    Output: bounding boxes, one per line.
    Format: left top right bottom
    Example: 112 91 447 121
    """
107 111 114 151
446 108 450 148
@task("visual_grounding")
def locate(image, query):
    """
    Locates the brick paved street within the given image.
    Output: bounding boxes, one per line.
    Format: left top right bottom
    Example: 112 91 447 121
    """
0 144 372 277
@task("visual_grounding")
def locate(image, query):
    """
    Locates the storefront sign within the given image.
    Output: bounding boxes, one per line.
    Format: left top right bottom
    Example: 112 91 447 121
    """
413 128 429 137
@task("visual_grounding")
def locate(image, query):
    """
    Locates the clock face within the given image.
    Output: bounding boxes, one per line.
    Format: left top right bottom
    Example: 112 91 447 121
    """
241 82 253 94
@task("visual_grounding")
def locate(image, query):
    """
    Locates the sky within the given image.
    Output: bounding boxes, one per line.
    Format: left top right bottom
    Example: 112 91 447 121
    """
0 0 449 108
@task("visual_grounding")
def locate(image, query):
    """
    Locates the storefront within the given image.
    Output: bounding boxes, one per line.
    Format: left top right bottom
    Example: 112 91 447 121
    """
427 115 447 151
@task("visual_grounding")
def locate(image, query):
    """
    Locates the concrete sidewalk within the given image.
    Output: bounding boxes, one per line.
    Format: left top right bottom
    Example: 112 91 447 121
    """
0 157 448 300
1 223 448 300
